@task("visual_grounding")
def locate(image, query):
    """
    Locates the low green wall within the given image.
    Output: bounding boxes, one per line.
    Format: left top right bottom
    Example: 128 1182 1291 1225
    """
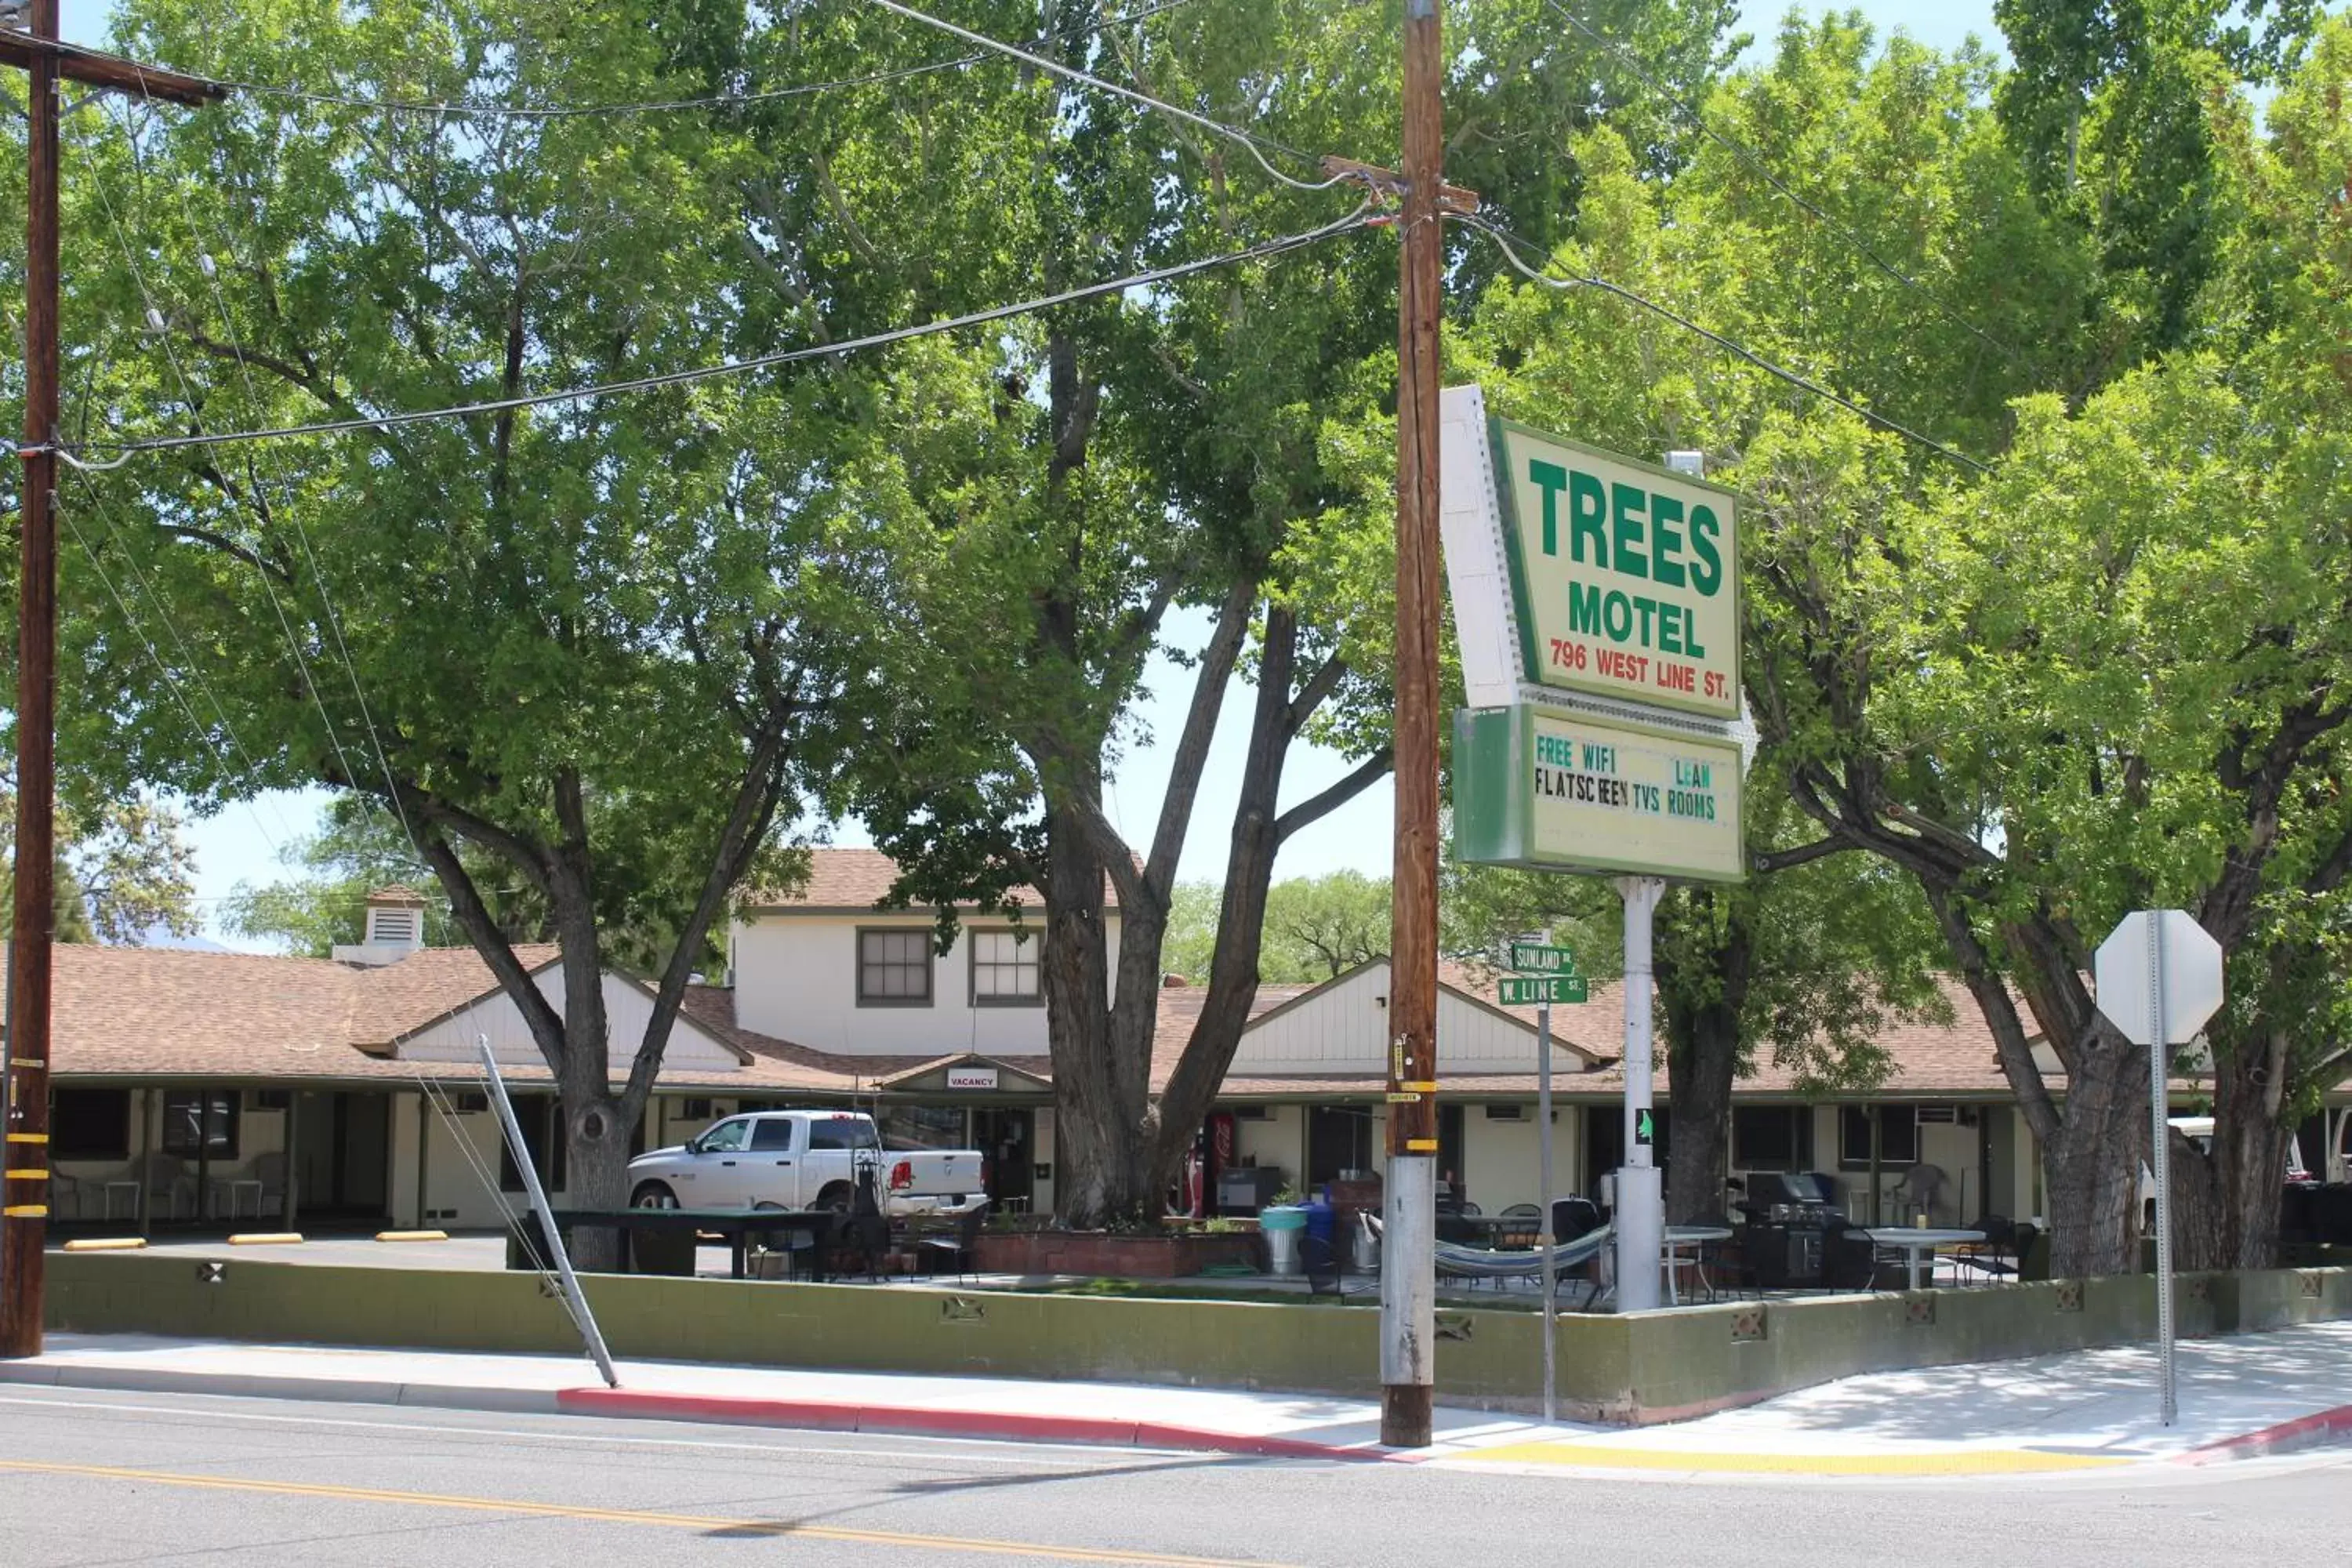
44 1253 2352 1425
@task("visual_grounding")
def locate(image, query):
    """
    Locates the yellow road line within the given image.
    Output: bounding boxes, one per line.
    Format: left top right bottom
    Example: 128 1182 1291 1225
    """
1451 1442 2130 1476
0 1457 1290 1566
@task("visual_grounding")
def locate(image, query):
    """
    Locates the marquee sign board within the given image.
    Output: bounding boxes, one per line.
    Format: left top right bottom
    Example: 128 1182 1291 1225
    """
1453 703 1746 884
1439 383 1740 721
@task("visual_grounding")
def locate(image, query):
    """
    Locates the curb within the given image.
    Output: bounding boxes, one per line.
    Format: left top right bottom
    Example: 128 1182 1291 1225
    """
554 1387 1402 1463
0 1361 1396 1464
0 1359 563 1416
2180 1403 2352 1465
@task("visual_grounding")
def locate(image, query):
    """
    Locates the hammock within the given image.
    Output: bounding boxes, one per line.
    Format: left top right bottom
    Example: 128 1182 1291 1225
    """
1434 1222 1614 1279
1364 1213 1614 1279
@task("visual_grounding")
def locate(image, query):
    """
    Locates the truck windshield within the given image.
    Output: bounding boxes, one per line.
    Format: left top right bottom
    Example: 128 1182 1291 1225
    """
809 1117 880 1152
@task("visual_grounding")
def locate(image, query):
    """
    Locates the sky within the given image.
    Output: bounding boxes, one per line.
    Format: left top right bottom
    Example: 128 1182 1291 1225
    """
141 0 2005 946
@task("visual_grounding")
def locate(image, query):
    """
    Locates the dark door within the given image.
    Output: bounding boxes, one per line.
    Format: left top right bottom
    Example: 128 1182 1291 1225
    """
973 1108 1033 1211
1306 1105 1371 1190
338 1093 390 1214
295 1091 393 1217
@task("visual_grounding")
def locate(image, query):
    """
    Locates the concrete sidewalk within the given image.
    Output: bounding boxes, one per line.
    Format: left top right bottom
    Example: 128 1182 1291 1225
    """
3 1323 2349 1475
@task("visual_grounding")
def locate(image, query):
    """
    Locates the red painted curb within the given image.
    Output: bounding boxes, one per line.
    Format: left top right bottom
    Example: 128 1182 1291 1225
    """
2181 1403 2352 1465
554 1387 1400 1463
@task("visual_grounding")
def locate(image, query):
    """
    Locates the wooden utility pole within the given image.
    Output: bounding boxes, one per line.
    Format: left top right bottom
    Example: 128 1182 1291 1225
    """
0 7 222 1359
1381 0 1445 1450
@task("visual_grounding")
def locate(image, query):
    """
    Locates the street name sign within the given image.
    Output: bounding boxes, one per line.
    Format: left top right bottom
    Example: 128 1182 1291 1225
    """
1507 942 1578 975
1454 704 1744 882
1499 975 1588 1005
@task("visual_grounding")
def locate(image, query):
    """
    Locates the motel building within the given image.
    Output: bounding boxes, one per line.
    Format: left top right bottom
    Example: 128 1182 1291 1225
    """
23 853 2352 1239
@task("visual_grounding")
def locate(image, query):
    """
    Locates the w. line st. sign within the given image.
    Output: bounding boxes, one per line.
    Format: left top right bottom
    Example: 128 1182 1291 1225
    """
1499 975 1588 1005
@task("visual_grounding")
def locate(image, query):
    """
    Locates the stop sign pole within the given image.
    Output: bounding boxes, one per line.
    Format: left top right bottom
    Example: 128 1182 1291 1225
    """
2094 909 2223 1428
2143 915 2177 1428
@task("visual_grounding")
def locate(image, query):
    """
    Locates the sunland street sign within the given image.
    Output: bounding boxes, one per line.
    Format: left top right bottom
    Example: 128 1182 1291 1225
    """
1453 703 1745 883
1507 942 1578 975
1440 384 1740 721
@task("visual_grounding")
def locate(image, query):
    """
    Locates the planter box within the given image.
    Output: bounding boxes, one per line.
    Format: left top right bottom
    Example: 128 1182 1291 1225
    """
974 1229 1260 1279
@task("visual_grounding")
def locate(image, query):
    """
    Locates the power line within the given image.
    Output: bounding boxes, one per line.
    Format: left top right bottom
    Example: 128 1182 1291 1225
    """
858 0 1351 195
57 0 1207 122
75 108 383 811
57 490 282 860
1461 215 1992 475
120 85 422 855
1540 0 2028 372
60 208 1375 460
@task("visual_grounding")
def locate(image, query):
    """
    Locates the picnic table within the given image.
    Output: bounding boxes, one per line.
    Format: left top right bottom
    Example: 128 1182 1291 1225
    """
1858 1227 1985 1290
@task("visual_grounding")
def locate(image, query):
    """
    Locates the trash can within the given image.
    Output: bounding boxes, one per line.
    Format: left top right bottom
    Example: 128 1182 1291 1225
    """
1350 1211 1381 1276
1261 1205 1308 1276
1303 1199 1336 1255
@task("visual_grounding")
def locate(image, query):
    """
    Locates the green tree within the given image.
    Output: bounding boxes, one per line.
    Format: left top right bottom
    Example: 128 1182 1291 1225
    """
222 800 455 957
820 0 1748 1226
0 786 197 946
1167 870 1395 985
64 0 847 1258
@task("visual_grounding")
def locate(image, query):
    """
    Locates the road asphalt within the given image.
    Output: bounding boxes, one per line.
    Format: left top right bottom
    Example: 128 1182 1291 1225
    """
2 1385 2350 1566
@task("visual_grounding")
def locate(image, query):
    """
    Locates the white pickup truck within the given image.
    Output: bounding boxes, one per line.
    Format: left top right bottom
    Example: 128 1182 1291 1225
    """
626 1109 985 1215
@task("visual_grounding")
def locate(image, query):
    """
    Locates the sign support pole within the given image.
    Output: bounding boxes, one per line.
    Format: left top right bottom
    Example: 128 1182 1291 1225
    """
1381 0 1444 1450
1613 877 1664 1312
2147 916 2176 1426
1537 977 1556 1422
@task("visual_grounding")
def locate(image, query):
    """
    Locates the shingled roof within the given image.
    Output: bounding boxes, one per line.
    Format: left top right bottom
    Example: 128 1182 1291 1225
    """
743 847 1130 913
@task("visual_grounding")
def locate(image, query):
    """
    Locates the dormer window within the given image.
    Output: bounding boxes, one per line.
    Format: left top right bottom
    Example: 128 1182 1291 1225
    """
366 905 420 946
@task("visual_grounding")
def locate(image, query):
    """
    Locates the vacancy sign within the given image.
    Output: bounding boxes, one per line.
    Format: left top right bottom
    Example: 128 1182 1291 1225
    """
1454 705 1745 882
1441 385 1740 720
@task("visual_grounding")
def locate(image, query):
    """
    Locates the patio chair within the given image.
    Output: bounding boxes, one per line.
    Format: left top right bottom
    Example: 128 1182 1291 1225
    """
250 1151 287 1222
1955 1216 2016 1282
1893 1163 1950 1225
1687 1211 1748 1301
917 1200 990 1284
1821 1217 1879 1291
139 1152 193 1221
1301 1235 1343 1298
1549 1198 1606 1303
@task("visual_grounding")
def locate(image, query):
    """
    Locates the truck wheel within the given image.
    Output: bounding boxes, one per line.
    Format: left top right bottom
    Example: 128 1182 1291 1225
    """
816 1182 853 1213
631 1181 679 1210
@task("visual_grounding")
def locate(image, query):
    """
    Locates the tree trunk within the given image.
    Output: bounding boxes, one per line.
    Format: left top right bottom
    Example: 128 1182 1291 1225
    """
1664 997 1738 1225
1037 795 1152 1228
2212 1019 2292 1269
2039 1036 2148 1279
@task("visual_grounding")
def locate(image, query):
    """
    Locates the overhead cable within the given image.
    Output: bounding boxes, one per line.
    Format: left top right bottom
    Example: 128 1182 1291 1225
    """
858 0 1351 194
60 207 1375 460
124 80 425 851
1541 0 2027 372
1461 215 1992 475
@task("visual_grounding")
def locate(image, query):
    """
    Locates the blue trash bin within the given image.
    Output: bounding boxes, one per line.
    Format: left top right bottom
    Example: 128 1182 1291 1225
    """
1303 1200 1336 1253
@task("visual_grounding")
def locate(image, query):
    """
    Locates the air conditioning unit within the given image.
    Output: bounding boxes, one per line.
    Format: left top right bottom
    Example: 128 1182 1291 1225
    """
1918 1105 1958 1124
453 1091 488 1114
1484 1104 1526 1122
